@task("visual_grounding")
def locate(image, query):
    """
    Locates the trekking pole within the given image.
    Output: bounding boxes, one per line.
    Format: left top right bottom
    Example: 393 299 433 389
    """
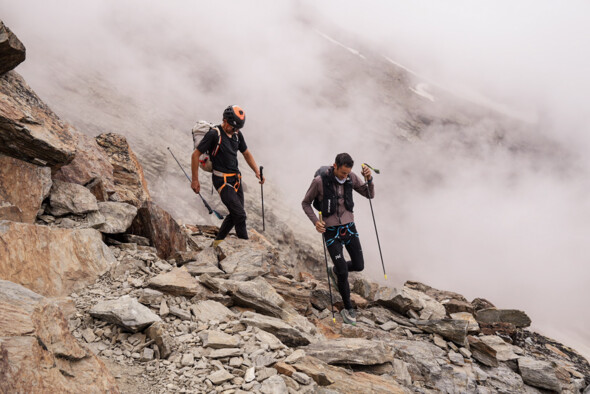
167 147 224 220
362 163 387 280
319 212 336 323
259 166 265 232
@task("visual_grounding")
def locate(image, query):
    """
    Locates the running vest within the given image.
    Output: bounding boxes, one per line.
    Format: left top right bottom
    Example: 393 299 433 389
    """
313 167 354 218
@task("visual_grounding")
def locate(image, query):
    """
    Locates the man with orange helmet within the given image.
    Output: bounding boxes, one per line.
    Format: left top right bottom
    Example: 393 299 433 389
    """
191 105 265 244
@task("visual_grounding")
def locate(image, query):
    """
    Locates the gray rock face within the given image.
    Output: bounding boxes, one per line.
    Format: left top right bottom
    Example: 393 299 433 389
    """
53 131 116 196
0 222 115 297
518 357 562 392
129 200 190 260
475 308 532 328
89 295 161 332
49 180 99 216
95 132 150 208
0 71 76 167
0 21 26 74
0 280 119 393
97 201 138 233
304 338 393 365
0 154 51 223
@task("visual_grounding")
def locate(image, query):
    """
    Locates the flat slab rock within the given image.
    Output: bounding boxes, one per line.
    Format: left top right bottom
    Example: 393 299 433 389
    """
148 266 202 296
241 311 312 347
89 295 161 332
475 308 531 328
303 338 394 366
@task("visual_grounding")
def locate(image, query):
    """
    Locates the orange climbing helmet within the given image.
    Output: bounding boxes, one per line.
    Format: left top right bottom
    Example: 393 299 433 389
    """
223 105 246 130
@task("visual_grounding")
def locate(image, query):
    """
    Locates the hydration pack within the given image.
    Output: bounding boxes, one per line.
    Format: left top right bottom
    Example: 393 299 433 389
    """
312 166 354 217
192 120 221 172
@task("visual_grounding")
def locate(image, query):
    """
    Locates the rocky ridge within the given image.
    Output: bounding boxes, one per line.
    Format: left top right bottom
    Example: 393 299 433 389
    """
62 229 590 393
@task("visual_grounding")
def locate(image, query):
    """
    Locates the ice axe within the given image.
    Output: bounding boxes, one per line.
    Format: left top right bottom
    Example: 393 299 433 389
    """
362 163 387 280
167 147 224 220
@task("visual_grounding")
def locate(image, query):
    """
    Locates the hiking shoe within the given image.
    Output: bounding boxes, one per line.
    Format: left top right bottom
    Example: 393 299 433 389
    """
327 265 339 289
341 308 357 325
211 239 223 248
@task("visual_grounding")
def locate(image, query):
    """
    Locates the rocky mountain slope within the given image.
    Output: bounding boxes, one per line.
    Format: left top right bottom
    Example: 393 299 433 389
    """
1 19 590 394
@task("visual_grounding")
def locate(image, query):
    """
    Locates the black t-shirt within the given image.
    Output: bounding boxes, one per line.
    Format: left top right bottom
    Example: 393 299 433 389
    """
197 125 248 173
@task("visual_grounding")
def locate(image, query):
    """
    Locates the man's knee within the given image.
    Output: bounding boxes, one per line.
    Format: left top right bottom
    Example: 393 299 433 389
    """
351 256 364 272
234 210 247 224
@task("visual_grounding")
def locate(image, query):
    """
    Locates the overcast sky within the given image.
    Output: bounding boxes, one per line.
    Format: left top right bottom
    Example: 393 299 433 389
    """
2 0 589 358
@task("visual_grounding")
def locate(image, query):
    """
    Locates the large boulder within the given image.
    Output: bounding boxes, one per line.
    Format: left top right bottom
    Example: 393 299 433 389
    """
53 131 116 197
0 21 26 75
97 201 138 234
375 286 446 320
0 280 119 393
0 221 115 297
0 71 76 167
95 132 150 207
0 153 51 223
129 200 189 259
48 179 99 216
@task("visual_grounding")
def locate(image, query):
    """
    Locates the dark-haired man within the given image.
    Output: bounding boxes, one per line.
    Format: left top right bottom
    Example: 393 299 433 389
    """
191 105 264 245
301 153 374 325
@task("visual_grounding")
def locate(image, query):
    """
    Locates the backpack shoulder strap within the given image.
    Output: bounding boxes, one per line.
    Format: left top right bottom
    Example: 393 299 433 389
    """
211 125 222 156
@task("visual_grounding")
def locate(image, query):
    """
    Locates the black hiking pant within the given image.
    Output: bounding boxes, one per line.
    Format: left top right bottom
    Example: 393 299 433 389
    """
213 174 248 240
324 222 364 310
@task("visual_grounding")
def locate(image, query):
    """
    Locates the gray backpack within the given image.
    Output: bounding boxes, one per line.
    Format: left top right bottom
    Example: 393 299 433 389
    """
191 120 221 172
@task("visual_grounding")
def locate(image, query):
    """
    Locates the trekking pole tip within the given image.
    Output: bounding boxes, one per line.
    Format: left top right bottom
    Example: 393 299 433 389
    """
384 274 388 280
332 317 336 323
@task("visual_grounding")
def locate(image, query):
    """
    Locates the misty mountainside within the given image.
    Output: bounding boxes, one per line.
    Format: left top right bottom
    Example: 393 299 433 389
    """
12 16 574 230
2 19 590 393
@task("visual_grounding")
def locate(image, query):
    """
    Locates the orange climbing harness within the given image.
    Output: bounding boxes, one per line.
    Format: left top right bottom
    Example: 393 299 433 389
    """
213 170 241 193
